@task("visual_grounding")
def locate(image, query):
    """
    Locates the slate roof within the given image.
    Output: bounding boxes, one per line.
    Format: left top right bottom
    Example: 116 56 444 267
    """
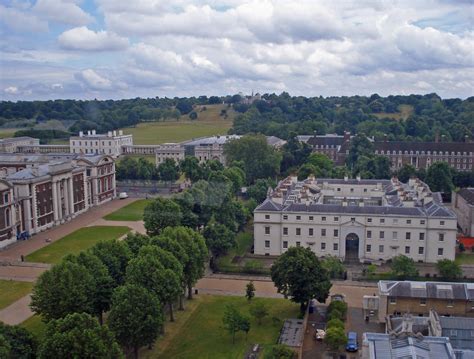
255 198 283 212
374 141 474 153
283 203 426 216
440 317 474 352
378 281 474 301
307 135 346 147
313 178 392 186
184 135 241 146
458 188 474 206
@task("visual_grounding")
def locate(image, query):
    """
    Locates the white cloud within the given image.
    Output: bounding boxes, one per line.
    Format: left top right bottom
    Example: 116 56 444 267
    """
58 26 129 51
33 0 93 25
0 4 48 32
4 86 19 94
75 69 113 90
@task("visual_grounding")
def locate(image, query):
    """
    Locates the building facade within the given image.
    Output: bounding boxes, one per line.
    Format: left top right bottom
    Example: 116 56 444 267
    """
0 137 40 153
253 176 457 263
0 153 116 249
70 130 133 156
452 188 474 237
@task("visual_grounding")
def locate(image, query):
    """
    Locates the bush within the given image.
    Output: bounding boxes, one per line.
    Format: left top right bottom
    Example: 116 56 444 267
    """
264 344 295 359
326 318 345 330
328 301 348 319
324 326 347 351
327 309 343 321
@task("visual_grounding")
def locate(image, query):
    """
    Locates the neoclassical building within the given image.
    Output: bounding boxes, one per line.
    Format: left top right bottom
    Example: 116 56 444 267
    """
253 176 457 263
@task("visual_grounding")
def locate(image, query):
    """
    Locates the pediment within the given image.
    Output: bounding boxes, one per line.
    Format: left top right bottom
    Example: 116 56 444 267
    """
341 219 365 227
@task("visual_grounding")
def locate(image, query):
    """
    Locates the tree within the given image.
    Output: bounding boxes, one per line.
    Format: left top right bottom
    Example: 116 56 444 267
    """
91 240 131 287
245 281 255 302
436 259 462 280
158 158 179 182
223 166 246 193
143 197 182 236
180 156 203 182
189 111 198 120
425 162 454 193
108 284 163 359
249 302 269 325
159 226 208 299
327 318 345 330
0 323 37 359
247 178 275 203
64 252 114 324
203 221 236 258
321 256 345 279
31 261 95 320
224 135 282 184
346 135 374 170
38 313 122 359
396 163 417 183
305 153 333 176
222 305 251 344
271 247 332 313
324 326 347 351
264 344 295 359
0 335 11 358
391 255 419 279
327 301 348 320
123 233 151 257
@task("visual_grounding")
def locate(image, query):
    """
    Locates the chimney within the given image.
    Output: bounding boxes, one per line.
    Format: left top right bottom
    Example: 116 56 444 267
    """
79 131 83 137
92 129 96 135
119 130 123 136
113 130 117 137
108 131 112 137
344 176 348 182
356 175 361 182
343 131 350 142
87 130 91 136
384 134 388 142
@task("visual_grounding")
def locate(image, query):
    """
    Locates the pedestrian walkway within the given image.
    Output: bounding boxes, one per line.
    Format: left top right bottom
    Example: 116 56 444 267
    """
0 295 33 325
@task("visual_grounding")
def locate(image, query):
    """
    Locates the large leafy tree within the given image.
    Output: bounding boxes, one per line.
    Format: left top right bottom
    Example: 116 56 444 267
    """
436 259 462 280
179 156 203 182
203 221 236 258
271 247 332 312
108 284 163 359
324 326 347 351
425 162 454 193
123 233 151 257
346 134 374 170
0 323 37 359
159 226 208 299
31 261 95 320
91 240 132 286
391 255 419 279
247 178 275 203
64 252 114 324
224 134 282 184
157 158 179 182
143 197 182 236
38 313 122 359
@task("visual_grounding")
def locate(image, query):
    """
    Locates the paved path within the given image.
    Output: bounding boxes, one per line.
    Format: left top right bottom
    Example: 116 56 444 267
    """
0 295 33 325
0 198 137 262
0 266 47 282
89 218 146 234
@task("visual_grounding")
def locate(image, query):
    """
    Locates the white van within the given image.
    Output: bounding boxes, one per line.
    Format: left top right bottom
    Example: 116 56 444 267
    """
119 192 128 199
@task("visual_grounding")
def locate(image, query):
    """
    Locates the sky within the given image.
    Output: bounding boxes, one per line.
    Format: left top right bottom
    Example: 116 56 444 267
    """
0 0 473 101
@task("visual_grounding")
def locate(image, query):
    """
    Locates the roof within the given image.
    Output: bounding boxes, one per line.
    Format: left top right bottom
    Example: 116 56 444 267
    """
363 333 456 359
307 135 347 147
184 135 241 146
440 317 474 351
457 188 474 206
374 141 474 153
266 136 286 147
0 137 38 144
378 281 474 301
278 319 304 347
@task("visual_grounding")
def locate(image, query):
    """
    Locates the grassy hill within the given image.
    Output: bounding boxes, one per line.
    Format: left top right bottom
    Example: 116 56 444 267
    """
373 104 413 121
121 104 235 145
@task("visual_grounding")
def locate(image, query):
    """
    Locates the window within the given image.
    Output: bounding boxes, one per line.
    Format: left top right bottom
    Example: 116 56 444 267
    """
321 229 326 236
337 188 341 192
283 215 288 220
438 248 444 256
439 233 444 242
350 217 355 222
440 221 445 226
309 216 314 221
283 227 288 236
366 244 372 252
334 217 339 221
367 218 372 223
420 298 426 306
419 247 424 255
265 215 270 220
380 231 385 239
364 188 367 192
405 246 410 254
367 230 372 239
296 241 301 247
334 229 339 237
333 243 338 251
283 241 288 249
407 219 411 224
321 242 326 250
265 226 270 235
350 188 354 192
389 297 396 304
296 215 301 220
420 220 425 225
380 219 385 224
309 228 314 236
419 233 425 241
322 216 326 221
392 231 398 240
406 232 411 240
265 240 270 248
379 245 384 253
3 193 8 203
296 228 301 236
447 299 453 307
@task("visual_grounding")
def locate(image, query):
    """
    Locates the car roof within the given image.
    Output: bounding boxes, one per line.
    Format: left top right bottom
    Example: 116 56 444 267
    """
348 332 357 338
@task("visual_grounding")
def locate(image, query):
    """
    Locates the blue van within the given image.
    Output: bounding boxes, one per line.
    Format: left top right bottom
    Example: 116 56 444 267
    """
346 331 358 352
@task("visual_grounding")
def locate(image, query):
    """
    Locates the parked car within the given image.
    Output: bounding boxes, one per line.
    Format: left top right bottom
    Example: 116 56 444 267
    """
314 329 326 341
346 332 358 352
119 192 129 199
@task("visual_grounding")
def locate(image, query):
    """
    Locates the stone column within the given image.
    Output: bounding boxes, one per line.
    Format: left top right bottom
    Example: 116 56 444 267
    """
52 181 59 223
30 185 37 231
68 178 74 216
24 199 31 232
92 177 99 206
57 180 63 221
63 180 70 217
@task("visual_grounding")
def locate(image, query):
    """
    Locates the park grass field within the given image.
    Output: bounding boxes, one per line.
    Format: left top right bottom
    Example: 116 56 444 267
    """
121 104 235 145
154 295 299 359
103 199 151 221
25 226 130 264
0 280 34 310
20 315 47 341
455 253 474 265
373 104 414 121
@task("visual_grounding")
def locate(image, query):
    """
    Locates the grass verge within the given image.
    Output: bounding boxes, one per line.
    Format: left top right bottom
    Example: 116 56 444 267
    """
20 315 47 341
0 280 34 310
103 199 151 221
455 253 474 265
25 226 130 264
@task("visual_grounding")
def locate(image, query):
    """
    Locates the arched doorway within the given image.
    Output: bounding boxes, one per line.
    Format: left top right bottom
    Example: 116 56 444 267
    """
345 233 359 260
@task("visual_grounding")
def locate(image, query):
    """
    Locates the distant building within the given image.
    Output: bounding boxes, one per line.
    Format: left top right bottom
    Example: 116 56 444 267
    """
0 137 39 153
155 143 185 165
70 130 133 157
452 188 474 236
306 132 352 165
253 176 457 263
17 144 70 154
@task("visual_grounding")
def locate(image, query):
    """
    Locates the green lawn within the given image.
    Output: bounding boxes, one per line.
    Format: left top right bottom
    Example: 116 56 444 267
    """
0 280 34 310
25 226 130 264
121 104 234 145
153 295 299 359
20 315 47 341
103 200 151 221
455 253 474 265
0 128 21 139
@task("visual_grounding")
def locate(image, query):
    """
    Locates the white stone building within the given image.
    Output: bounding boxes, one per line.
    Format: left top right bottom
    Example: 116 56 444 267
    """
70 130 133 157
253 176 457 263
155 143 186 165
452 188 474 236
0 137 40 153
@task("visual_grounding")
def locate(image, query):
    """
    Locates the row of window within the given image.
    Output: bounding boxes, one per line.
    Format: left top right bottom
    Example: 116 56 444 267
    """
269 214 436 226
265 240 339 251
389 297 454 307
378 150 473 156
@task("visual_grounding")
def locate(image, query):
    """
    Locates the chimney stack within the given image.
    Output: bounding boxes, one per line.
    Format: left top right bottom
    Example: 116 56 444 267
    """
79 131 83 137
384 134 388 142
113 130 117 137
92 129 96 135
343 131 350 142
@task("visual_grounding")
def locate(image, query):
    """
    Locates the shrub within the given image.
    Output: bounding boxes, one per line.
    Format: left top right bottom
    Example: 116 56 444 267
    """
327 309 343 321
328 301 348 319
326 318 345 330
